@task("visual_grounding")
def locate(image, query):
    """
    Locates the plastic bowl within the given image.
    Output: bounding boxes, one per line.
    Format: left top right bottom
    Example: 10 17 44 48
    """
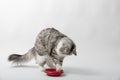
44 68 64 77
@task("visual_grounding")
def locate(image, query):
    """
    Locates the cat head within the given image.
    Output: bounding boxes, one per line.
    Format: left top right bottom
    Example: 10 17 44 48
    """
55 37 77 57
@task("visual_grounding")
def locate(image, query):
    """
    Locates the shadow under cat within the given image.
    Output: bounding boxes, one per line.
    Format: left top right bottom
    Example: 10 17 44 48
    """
11 65 38 68
63 67 102 76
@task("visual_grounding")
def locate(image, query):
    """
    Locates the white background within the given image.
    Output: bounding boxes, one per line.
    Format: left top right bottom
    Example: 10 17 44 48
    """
0 0 120 80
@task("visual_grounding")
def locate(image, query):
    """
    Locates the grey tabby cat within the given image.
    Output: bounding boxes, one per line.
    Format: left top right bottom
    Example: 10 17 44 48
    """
8 28 77 71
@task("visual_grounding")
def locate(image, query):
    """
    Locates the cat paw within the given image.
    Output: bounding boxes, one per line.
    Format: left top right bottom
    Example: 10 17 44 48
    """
56 64 62 72
38 66 45 72
56 67 62 72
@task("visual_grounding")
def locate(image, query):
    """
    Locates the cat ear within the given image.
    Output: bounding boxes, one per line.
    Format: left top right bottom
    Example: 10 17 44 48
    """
71 44 77 56
72 48 77 56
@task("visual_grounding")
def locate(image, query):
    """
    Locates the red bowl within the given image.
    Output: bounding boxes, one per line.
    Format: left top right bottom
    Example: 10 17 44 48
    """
44 68 64 77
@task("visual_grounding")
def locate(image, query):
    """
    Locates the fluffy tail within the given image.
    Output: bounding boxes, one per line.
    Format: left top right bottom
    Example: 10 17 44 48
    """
8 47 36 64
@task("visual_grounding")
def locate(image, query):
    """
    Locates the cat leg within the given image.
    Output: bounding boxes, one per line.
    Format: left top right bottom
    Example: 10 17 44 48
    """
46 58 55 68
38 60 46 71
34 52 38 64
35 54 47 71
56 59 64 72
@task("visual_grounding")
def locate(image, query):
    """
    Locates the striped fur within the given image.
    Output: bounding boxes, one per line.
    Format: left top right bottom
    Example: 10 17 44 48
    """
8 28 77 71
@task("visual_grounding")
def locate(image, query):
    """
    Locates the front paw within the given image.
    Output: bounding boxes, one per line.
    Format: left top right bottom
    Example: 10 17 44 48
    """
56 64 62 72
38 66 45 72
56 67 62 72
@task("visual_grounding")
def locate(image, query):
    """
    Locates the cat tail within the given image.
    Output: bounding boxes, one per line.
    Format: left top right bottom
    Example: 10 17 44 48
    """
8 47 36 64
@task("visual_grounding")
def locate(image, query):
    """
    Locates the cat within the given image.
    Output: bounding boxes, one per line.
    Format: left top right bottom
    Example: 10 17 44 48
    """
8 28 77 71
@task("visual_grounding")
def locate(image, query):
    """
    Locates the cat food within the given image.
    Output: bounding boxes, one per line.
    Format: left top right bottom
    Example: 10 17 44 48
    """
44 68 64 77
